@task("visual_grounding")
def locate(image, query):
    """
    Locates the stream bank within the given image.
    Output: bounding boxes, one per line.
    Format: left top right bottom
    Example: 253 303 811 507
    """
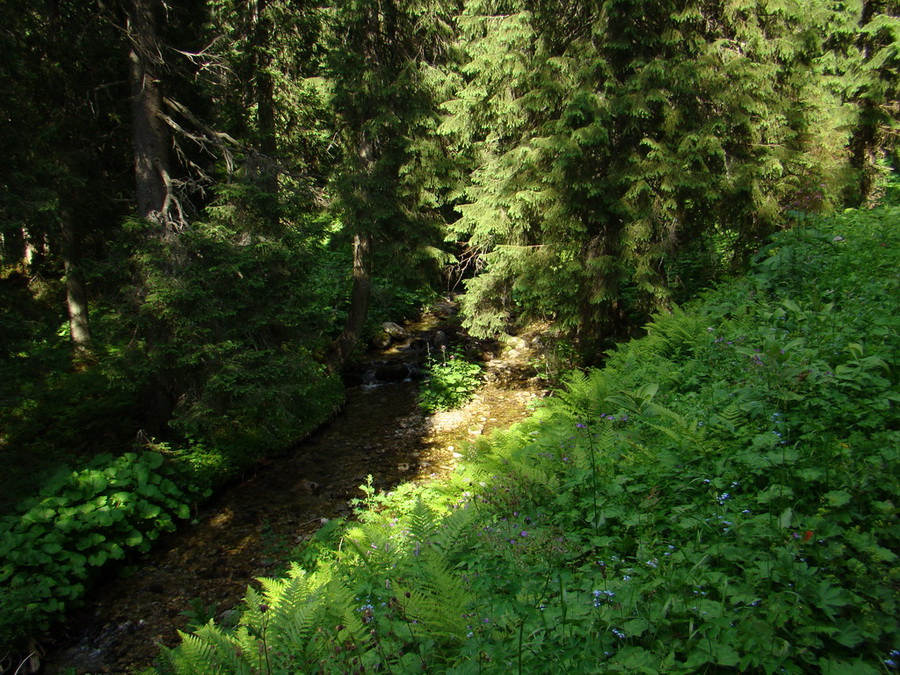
40 312 549 674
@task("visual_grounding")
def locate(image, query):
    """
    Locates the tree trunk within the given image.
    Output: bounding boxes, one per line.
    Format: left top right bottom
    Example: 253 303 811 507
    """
127 0 179 435
847 0 892 207
249 0 279 227
127 0 176 229
59 211 92 351
255 0 277 185
327 230 372 372
325 119 380 373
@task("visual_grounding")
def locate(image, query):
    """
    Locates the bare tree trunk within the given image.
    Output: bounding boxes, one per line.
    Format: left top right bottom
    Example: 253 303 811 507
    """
23 228 46 268
251 0 279 225
127 0 176 229
127 0 179 435
59 211 92 351
327 230 372 372
325 117 381 372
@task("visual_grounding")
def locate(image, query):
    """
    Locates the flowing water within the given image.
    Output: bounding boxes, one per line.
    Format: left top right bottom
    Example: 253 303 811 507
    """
40 318 546 674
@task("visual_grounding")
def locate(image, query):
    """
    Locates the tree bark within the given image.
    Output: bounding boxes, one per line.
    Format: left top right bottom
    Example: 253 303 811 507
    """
127 0 176 229
127 0 180 435
254 0 279 206
59 211 92 350
327 230 372 372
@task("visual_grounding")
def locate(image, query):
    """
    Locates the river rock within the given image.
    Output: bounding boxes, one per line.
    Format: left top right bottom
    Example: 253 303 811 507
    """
372 363 411 382
372 331 392 349
383 322 408 339
432 330 449 350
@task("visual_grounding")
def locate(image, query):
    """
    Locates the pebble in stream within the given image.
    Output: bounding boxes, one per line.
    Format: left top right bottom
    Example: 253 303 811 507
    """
42 374 545 674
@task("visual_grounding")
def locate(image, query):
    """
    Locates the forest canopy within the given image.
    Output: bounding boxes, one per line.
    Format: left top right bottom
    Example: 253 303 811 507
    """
2 0 898 504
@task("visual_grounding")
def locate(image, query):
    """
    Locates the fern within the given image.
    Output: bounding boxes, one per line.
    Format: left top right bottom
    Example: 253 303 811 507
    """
639 306 708 360
196 623 256 674
429 501 477 557
160 563 344 675
541 369 608 422
408 497 439 546
395 550 472 645
161 624 252 675
713 402 746 433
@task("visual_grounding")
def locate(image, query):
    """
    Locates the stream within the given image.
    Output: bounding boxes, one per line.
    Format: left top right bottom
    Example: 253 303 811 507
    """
40 317 546 674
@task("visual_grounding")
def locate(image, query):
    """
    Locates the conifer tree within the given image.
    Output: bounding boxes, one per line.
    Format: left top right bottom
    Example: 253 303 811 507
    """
206 0 329 230
846 0 899 204
325 0 459 371
0 0 128 353
444 0 871 354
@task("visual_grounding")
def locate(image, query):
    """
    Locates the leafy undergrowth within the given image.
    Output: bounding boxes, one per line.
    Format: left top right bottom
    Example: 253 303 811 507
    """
157 206 898 674
419 348 484 413
0 452 195 648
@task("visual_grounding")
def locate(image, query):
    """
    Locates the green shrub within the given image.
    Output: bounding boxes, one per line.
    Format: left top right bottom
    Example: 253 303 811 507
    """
0 452 193 647
156 205 899 674
419 348 483 412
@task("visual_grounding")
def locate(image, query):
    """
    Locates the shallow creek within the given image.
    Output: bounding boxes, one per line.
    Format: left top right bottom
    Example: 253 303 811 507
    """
42 342 545 674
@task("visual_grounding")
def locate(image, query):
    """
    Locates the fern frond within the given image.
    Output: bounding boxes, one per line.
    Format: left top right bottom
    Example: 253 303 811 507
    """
166 624 252 675
196 623 256 674
409 497 439 545
639 306 707 359
395 567 470 645
431 502 476 556
541 369 608 421
713 402 746 432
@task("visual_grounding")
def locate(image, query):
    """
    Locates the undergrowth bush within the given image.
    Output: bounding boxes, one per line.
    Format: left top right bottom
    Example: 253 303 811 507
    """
158 205 898 673
419 348 483 413
0 452 195 648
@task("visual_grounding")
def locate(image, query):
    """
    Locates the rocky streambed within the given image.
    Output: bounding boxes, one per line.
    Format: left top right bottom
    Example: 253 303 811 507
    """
40 314 550 674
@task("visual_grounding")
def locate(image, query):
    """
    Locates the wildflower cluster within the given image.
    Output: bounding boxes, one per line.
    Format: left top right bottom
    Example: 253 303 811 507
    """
592 589 615 607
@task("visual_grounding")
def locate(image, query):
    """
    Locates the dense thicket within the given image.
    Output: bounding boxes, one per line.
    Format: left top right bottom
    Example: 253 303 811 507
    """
0 0 897 655
443 0 898 352
158 203 899 674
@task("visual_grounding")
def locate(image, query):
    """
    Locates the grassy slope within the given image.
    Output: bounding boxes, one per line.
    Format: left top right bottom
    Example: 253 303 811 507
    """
158 206 898 674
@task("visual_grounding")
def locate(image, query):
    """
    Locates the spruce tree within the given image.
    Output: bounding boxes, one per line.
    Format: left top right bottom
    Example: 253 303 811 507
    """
846 0 899 205
443 0 871 354
325 0 459 370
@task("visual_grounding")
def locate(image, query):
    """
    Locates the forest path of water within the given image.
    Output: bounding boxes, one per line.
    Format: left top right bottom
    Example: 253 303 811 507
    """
42 333 546 674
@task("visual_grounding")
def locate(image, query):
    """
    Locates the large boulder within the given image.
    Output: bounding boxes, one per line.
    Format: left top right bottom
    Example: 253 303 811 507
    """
382 322 408 340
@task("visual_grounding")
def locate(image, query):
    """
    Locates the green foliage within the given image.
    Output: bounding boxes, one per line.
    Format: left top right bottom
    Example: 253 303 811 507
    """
3 0 899 668
159 204 898 673
419 348 483 413
0 452 194 647
444 0 891 347
125 211 346 474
